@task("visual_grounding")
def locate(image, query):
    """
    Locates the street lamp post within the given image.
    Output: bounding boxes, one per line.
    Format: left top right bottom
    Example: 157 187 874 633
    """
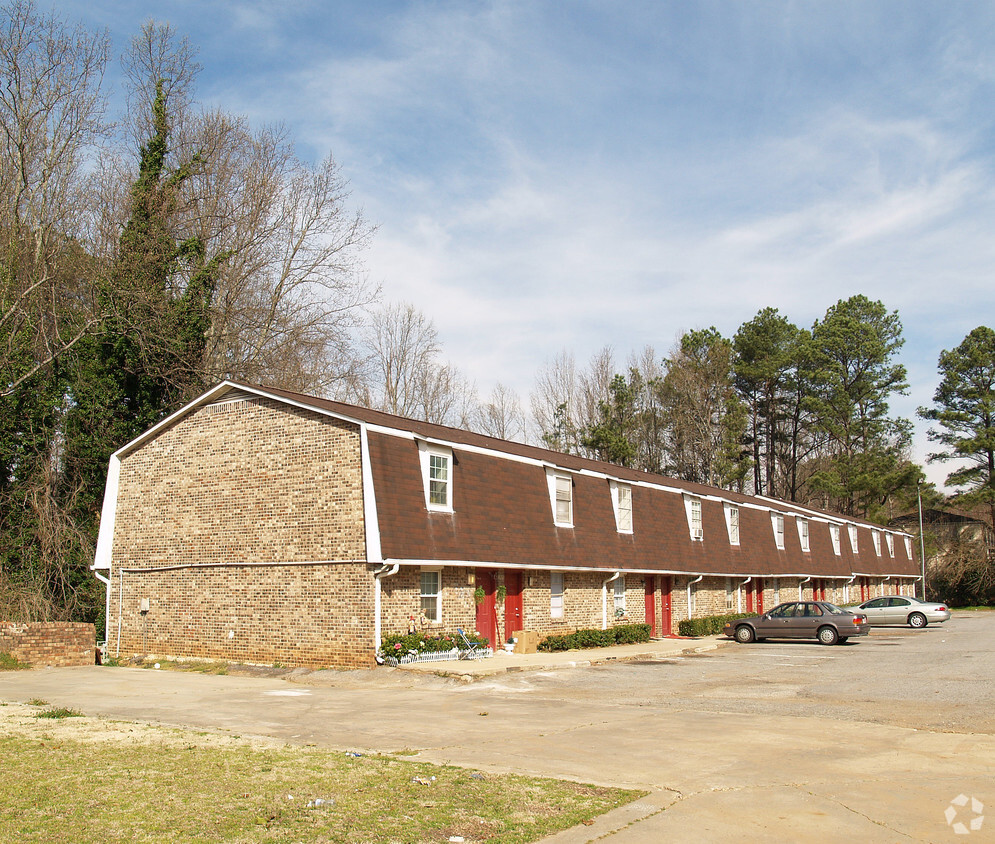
917 481 927 601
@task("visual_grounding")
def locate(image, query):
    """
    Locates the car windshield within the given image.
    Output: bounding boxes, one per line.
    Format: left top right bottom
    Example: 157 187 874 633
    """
821 603 845 614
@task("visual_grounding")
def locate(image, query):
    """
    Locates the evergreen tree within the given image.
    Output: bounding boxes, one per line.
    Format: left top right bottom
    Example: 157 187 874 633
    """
804 295 916 518
581 371 641 467
920 326 995 530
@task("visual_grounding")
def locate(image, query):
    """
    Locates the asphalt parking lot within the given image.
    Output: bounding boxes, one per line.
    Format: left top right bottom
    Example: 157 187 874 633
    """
2 611 992 842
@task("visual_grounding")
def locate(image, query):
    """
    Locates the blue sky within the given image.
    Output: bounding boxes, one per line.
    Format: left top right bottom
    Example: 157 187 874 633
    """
57 1 995 487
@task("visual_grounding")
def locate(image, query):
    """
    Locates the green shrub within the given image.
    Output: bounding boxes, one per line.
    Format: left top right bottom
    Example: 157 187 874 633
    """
378 630 489 661
677 613 756 637
537 623 651 652
0 652 30 671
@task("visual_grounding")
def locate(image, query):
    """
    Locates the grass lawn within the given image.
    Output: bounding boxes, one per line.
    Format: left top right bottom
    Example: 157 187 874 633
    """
0 700 642 843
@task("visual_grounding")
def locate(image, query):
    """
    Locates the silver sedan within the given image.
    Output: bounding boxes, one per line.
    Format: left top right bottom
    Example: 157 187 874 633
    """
856 595 951 628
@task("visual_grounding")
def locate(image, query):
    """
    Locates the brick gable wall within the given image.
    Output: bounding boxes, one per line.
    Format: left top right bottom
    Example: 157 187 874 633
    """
108 397 372 668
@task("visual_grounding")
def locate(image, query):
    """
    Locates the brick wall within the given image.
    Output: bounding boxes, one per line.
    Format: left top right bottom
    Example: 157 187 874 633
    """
111 563 374 669
0 622 95 667
109 397 370 669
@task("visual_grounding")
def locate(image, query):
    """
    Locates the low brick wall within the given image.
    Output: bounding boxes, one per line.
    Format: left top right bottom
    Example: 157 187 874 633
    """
0 622 96 667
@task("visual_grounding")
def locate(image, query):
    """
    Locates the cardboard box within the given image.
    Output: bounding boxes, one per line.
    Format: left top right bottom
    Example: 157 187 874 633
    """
512 629 540 654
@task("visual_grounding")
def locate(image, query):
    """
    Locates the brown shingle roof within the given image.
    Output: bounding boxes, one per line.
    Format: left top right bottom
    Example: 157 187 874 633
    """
253 383 918 578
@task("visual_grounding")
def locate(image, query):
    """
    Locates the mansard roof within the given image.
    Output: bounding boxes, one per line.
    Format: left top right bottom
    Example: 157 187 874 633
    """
114 381 919 580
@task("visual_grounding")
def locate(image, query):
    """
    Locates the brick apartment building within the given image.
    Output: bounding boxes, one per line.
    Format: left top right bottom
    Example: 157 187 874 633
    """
93 381 920 669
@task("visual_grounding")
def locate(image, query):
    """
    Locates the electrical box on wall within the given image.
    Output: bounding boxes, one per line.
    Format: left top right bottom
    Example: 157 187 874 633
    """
139 598 150 613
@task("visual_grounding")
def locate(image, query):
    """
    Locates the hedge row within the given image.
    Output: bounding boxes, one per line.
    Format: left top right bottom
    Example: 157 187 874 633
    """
677 613 757 637
537 623 651 652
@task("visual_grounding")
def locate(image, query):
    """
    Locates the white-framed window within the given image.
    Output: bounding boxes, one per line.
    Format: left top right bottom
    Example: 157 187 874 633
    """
547 470 574 527
418 443 454 512
685 496 703 541
885 534 895 557
725 577 734 610
420 568 441 622
772 512 785 549
613 576 626 615
830 524 842 555
724 504 740 545
771 578 780 604
611 482 633 533
848 524 859 553
872 530 881 556
550 572 564 619
904 536 913 558
797 518 810 552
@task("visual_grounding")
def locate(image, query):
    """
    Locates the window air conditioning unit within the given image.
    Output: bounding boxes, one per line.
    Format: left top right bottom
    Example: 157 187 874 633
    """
692 528 704 540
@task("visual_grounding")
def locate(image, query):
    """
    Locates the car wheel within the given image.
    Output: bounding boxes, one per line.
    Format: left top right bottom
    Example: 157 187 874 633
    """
734 625 755 644
817 626 838 646
908 612 927 629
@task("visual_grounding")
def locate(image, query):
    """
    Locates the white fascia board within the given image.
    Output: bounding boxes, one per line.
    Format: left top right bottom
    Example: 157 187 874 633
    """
91 453 121 571
360 424 382 564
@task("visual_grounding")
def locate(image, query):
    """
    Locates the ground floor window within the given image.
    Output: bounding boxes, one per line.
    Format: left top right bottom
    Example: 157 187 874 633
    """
613 576 626 616
725 578 734 611
771 578 779 604
550 572 564 618
420 569 440 621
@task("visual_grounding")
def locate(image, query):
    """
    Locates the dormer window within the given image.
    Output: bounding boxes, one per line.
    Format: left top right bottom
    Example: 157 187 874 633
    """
848 524 858 553
885 534 895 557
611 482 633 533
548 471 573 527
797 518 810 552
772 512 785 549
419 443 453 512
830 524 842 555
685 496 703 541
904 536 913 558
724 504 740 545
872 530 881 556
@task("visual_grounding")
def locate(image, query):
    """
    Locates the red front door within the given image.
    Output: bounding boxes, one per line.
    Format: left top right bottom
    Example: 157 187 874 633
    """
754 578 765 614
503 570 523 643
660 576 672 635
475 569 497 647
644 577 656 637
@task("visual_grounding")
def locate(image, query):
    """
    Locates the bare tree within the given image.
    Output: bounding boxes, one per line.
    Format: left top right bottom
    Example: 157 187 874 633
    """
0 0 110 396
531 350 580 451
350 301 478 426
474 382 526 442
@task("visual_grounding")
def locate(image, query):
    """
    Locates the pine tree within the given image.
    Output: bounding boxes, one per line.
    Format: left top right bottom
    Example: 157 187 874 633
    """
920 326 995 530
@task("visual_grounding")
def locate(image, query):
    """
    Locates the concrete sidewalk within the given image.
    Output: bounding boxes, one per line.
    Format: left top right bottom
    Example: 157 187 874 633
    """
394 634 728 678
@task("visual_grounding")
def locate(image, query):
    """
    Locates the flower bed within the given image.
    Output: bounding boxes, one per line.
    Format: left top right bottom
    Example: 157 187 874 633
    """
378 630 491 666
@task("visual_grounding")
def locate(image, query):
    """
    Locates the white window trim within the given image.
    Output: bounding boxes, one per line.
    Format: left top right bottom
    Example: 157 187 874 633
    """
547 469 574 527
872 530 882 556
723 504 740 546
885 534 895 557
848 524 859 553
613 576 627 615
797 518 810 552
904 536 913 558
418 442 454 513
419 566 442 624
772 512 785 550
684 495 703 541
771 578 780 604
725 577 735 611
550 572 564 619
830 524 842 556
610 481 633 534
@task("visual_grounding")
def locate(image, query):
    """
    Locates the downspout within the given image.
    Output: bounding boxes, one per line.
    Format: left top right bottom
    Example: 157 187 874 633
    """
373 562 400 662
602 571 622 630
687 575 704 620
116 570 124 658
737 577 752 614
844 574 856 604
93 571 111 652
798 576 811 601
